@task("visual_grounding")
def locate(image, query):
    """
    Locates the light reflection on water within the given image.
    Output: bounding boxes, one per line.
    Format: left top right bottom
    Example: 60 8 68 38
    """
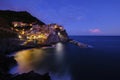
10 43 71 80
55 42 65 63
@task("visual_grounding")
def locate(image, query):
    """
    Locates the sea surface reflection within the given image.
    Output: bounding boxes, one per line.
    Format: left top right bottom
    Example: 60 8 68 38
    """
10 43 71 80
9 36 120 80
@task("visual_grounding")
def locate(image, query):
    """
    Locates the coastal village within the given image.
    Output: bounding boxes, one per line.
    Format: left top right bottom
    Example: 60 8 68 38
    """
0 10 89 49
11 21 69 45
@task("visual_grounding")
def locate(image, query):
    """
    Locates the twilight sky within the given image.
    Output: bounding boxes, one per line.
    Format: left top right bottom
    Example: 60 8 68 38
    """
0 0 120 35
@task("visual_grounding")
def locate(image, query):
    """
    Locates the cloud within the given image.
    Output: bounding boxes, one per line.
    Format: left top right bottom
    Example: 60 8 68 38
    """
89 28 101 33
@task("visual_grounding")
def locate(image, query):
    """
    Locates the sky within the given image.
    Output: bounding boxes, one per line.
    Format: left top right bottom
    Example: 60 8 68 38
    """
0 0 120 35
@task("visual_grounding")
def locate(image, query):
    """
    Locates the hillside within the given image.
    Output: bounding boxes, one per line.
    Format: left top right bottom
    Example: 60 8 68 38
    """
0 10 45 38
0 10 45 28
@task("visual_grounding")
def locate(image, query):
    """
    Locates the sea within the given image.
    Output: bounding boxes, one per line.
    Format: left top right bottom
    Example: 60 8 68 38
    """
10 36 120 80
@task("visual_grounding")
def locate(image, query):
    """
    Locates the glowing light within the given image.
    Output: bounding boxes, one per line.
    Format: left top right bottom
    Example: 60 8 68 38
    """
30 24 32 26
60 27 63 30
54 25 58 28
21 31 25 34
21 23 26 26
15 29 19 31
58 32 61 36
14 24 18 27
18 35 22 39
56 42 64 53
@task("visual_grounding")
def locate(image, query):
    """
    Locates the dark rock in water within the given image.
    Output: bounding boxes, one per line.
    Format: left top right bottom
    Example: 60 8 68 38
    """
11 71 51 80
0 72 12 80
68 39 92 48
0 70 51 80
0 54 16 80
0 54 16 73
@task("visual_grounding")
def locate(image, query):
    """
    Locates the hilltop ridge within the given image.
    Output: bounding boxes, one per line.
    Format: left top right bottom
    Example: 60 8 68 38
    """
0 10 45 28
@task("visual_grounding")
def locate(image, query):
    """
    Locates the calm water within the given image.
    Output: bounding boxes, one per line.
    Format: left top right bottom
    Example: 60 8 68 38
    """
10 36 120 80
